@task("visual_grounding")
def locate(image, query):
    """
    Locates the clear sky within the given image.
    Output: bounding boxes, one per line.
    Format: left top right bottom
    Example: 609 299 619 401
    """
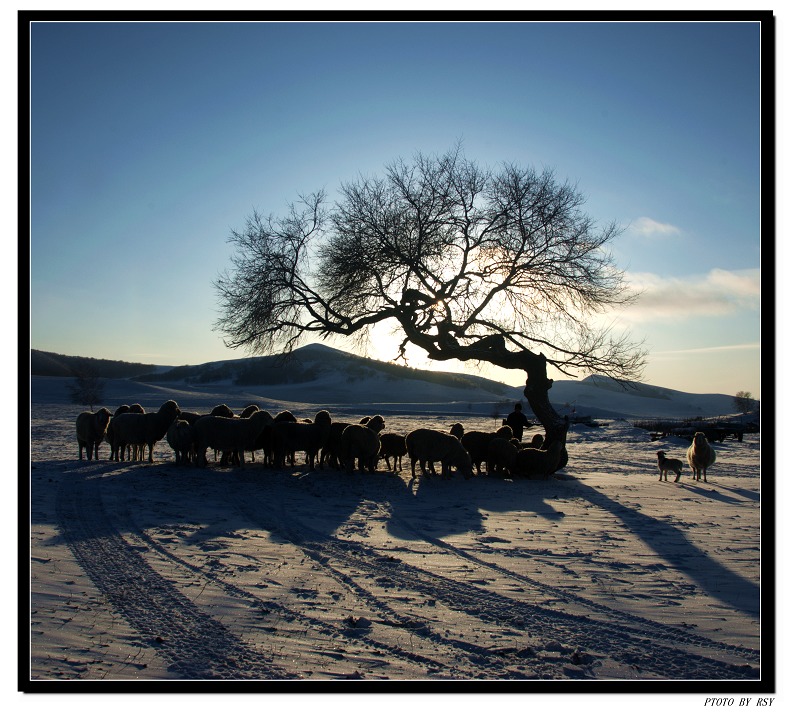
28 19 763 398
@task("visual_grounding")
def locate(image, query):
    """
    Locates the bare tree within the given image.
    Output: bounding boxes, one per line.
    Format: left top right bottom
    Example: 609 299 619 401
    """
215 146 646 467
68 363 106 411
733 390 755 413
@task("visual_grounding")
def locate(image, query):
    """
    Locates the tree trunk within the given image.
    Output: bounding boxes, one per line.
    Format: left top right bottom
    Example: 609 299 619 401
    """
522 360 569 472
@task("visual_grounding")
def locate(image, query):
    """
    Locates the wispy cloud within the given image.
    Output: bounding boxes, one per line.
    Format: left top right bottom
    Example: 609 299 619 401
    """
621 268 760 323
651 343 760 356
626 217 681 237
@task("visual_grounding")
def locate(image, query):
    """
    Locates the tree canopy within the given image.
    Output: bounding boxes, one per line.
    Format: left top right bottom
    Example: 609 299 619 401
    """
215 146 646 388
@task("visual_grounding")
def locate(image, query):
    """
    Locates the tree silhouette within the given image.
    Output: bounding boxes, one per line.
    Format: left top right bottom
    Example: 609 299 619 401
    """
67 363 105 411
214 146 646 465
733 390 755 413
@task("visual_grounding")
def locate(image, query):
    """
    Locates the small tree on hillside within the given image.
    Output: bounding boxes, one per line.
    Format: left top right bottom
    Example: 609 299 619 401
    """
214 146 647 469
733 390 755 413
68 364 105 411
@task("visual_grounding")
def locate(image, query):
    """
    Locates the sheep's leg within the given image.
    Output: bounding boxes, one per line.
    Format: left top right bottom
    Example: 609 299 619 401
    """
674 471 681 483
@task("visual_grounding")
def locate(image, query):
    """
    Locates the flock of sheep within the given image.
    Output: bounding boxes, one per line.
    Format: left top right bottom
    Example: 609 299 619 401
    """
656 433 718 483
74 400 566 480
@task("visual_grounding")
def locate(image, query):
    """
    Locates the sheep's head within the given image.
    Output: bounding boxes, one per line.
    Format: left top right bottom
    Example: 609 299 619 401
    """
211 404 234 418
159 400 181 419
366 415 386 433
693 432 707 446
97 408 112 428
449 423 464 439
274 410 297 423
495 425 513 440
315 410 332 426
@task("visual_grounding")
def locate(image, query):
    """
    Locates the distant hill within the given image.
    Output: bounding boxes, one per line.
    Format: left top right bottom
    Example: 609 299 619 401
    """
30 349 160 379
131 343 512 398
29 344 754 419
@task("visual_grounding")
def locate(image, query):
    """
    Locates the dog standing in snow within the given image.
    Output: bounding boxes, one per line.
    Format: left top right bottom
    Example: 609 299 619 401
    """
656 450 684 482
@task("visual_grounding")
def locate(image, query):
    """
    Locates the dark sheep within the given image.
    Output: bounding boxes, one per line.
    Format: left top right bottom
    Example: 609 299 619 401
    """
167 419 195 465
460 425 514 476
379 433 407 471
271 410 333 470
511 441 565 479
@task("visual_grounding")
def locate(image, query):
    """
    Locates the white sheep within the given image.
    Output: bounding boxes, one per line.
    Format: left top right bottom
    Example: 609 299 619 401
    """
340 416 385 473
656 450 684 482
193 410 273 468
405 428 474 480
75 407 112 460
110 400 181 463
687 432 716 482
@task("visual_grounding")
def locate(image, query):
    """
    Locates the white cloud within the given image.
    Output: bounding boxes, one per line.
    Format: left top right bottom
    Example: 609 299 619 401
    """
626 217 681 237
621 268 760 323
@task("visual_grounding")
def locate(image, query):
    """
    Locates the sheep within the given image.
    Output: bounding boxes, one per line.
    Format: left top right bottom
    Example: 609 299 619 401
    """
251 410 297 467
379 433 407 471
511 441 565 480
75 407 112 460
321 421 352 469
210 404 235 418
105 405 130 460
111 400 181 463
340 416 386 473
167 419 195 465
460 425 514 476
486 437 519 477
656 450 684 482
271 410 332 470
449 423 465 439
240 404 261 418
687 432 716 482
405 428 474 480
125 404 147 459
528 433 545 449
193 410 273 468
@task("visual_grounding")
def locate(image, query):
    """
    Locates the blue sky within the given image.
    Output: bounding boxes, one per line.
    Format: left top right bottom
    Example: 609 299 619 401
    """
29 19 763 397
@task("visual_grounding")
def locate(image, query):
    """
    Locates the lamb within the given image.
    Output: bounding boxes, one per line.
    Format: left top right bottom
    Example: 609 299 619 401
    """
379 433 407 471
271 410 333 470
167 419 195 465
340 416 386 473
511 441 565 479
75 407 112 460
193 410 273 468
656 450 684 482
111 400 181 463
405 428 474 480
460 425 514 476
687 432 717 482
486 437 519 476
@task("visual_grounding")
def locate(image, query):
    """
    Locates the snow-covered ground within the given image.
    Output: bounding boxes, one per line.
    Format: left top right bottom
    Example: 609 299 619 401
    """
27 376 763 691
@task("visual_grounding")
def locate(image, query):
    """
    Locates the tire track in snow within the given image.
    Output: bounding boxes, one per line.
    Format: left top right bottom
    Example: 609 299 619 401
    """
56 472 289 680
385 507 760 663
238 490 759 680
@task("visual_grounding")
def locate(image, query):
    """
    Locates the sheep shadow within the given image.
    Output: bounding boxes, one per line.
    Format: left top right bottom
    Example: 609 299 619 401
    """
379 470 759 620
